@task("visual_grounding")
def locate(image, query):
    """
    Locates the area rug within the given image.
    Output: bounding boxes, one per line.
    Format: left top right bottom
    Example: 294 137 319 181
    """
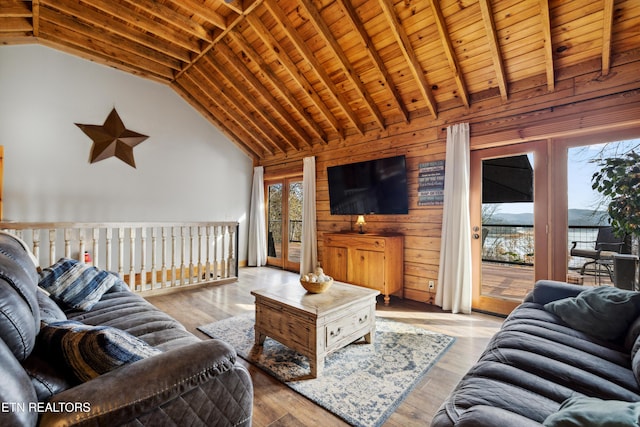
198 313 455 427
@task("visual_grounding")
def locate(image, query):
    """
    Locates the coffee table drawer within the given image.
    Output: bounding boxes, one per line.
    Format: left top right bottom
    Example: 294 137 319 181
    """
325 305 373 348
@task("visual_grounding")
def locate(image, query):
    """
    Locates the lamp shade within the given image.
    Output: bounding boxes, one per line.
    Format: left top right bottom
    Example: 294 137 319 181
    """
356 215 366 226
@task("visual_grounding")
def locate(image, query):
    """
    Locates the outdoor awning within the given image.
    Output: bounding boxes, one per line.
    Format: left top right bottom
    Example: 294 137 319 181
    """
482 155 534 203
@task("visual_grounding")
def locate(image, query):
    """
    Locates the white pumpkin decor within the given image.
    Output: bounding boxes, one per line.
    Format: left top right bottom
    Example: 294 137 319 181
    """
300 265 333 293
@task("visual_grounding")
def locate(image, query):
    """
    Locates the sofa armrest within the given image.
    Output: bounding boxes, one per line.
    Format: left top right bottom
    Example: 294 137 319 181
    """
523 280 585 305
40 339 253 426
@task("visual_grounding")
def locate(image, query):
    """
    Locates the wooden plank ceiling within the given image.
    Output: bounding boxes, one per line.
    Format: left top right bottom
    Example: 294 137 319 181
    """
2 0 640 160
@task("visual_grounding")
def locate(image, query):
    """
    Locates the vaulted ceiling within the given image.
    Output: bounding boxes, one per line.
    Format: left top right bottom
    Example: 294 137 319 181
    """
2 0 640 160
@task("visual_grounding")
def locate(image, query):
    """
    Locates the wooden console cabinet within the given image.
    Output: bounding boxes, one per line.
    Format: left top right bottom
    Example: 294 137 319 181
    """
323 233 403 305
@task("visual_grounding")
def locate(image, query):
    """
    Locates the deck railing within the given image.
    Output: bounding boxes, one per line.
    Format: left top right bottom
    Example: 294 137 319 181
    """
482 224 609 269
0 221 239 296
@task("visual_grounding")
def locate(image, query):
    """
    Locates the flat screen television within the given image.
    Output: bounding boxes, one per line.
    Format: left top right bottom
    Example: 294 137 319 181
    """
327 155 409 215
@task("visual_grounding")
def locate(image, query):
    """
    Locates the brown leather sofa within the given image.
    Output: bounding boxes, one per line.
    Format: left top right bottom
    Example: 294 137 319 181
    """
0 233 253 426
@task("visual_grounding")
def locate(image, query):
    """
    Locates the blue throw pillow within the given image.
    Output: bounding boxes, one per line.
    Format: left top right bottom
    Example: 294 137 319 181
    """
39 320 161 382
39 258 119 311
544 286 640 342
543 396 640 426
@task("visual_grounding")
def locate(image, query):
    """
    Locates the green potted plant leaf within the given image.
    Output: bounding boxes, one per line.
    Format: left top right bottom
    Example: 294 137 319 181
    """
591 151 640 288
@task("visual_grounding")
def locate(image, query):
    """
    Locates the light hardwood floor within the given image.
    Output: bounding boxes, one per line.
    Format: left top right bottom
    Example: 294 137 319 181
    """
146 267 505 426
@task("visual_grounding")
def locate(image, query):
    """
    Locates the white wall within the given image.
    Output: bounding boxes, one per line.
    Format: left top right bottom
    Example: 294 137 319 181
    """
0 45 253 261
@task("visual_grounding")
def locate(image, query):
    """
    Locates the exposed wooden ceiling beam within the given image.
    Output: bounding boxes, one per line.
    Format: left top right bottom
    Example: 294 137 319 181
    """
215 41 310 149
229 31 327 143
42 1 192 63
119 0 213 42
37 35 170 84
478 0 508 101
175 0 229 30
223 0 248 15
42 0 200 54
219 0 263 17
298 0 386 130
602 0 615 75
187 66 279 155
32 0 39 37
174 77 264 159
336 0 409 124
378 0 438 118
264 0 366 135
197 57 287 154
205 51 297 151
246 14 344 138
429 0 469 108
173 0 260 83
38 17 175 80
41 6 182 72
539 0 555 91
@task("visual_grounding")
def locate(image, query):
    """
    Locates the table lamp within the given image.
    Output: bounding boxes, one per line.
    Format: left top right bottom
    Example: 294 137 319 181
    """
356 215 366 234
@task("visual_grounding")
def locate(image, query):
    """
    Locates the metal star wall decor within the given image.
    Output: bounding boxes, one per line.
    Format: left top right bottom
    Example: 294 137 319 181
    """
76 108 149 168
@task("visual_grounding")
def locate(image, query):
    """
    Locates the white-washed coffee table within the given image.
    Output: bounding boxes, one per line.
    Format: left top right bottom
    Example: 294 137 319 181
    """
251 282 379 377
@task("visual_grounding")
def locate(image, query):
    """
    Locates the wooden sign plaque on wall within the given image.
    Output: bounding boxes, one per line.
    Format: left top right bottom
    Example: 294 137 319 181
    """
418 160 445 206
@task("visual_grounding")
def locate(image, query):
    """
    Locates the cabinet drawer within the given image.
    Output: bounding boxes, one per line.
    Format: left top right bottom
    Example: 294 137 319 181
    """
325 305 373 348
325 235 386 252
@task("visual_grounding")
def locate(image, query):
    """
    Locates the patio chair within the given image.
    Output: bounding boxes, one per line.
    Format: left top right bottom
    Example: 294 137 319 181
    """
570 226 628 284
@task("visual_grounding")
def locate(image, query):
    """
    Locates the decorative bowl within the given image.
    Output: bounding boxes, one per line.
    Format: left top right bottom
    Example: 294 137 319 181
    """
300 278 334 294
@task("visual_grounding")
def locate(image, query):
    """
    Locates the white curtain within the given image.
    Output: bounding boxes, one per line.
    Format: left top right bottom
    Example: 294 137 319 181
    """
436 123 472 314
300 156 318 275
248 166 267 266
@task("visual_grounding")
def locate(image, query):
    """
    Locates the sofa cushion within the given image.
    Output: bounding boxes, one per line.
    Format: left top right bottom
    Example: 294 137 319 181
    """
543 396 640 426
38 258 119 311
66 290 201 351
0 231 40 269
0 235 41 361
526 280 586 305
39 320 162 382
0 338 38 427
544 286 640 342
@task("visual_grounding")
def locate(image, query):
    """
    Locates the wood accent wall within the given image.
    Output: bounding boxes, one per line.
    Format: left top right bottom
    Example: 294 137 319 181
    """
260 53 640 304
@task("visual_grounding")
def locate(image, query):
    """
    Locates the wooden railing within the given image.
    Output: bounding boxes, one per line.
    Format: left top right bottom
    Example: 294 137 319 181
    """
0 221 239 296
